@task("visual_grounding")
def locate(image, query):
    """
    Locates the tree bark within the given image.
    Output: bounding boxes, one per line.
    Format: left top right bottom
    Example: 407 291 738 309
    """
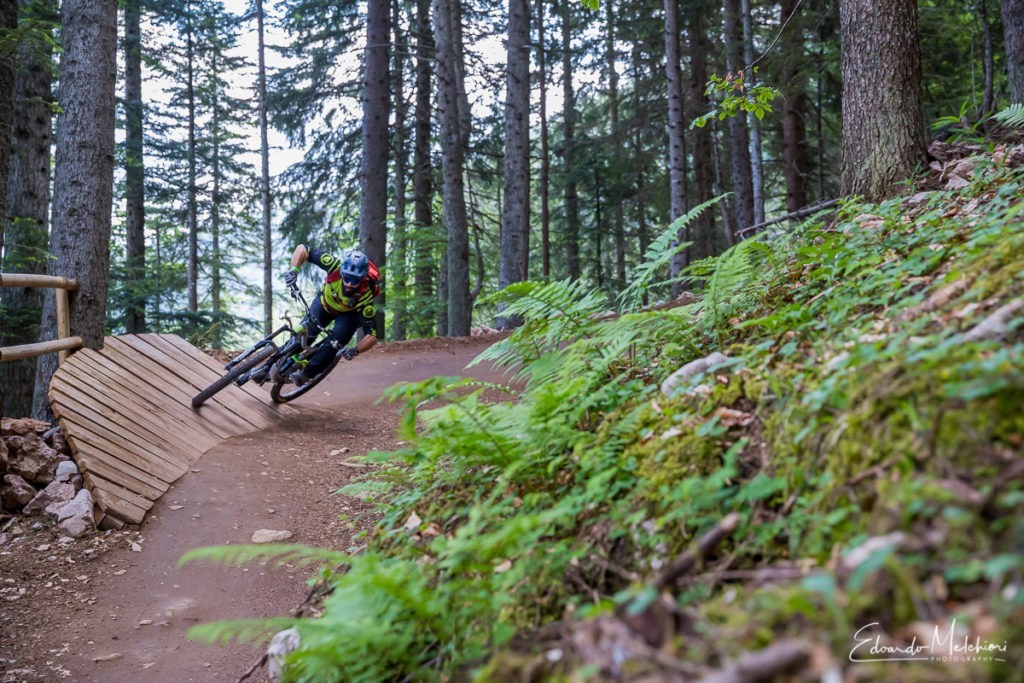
688 4 716 260
33 0 117 419
606 0 626 286
186 6 199 317
256 0 273 334
498 0 530 327
741 0 764 223
0 0 39 418
434 0 471 336
1004 0 1024 104
723 0 753 234
412 0 435 337
537 0 551 279
360 0 391 339
124 0 146 334
664 0 689 283
840 0 925 201
390 0 409 341
561 0 580 280
780 0 808 212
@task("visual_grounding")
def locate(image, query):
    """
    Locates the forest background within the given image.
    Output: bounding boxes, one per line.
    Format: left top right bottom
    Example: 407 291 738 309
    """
0 0 1022 422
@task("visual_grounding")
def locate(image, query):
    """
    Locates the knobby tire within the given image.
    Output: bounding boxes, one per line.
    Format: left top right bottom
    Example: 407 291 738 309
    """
269 349 342 404
192 344 276 409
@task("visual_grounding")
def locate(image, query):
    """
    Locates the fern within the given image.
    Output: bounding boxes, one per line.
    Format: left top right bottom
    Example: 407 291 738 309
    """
179 543 351 569
617 194 727 312
991 103 1024 129
690 236 772 344
471 278 608 380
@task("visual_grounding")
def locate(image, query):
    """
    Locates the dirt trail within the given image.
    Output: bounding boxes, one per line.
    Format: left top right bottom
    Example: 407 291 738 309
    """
0 335 508 683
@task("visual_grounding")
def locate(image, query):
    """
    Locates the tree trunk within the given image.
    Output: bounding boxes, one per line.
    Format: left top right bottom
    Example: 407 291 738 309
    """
186 7 199 317
124 0 146 334
664 0 689 283
256 0 273 334
412 0 435 337
390 0 409 341
210 47 223 325
1004 0 1024 104
606 0 625 286
741 0 765 223
840 0 925 201
723 0 753 234
537 0 551 279
561 0 580 280
434 0 471 336
360 0 391 339
498 0 530 327
688 5 716 260
33 0 117 419
0 0 41 418
979 0 994 115
780 0 808 212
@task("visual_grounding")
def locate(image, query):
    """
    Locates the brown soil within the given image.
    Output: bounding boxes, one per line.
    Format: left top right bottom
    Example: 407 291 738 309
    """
0 334 510 683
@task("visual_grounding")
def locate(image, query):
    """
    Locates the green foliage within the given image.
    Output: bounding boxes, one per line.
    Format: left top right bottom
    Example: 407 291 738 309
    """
189 166 1024 681
691 70 781 129
991 103 1024 130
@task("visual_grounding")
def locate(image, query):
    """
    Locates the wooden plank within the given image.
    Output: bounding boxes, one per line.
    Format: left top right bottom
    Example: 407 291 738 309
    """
130 333 280 430
73 451 166 500
55 413 180 489
84 473 150 525
160 333 291 410
50 405 187 482
108 335 276 431
49 378 203 471
95 342 256 438
72 349 238 444
53 367 215 459
136 333 289 426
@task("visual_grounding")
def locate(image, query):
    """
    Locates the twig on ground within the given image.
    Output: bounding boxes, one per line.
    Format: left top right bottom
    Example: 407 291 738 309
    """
655 512 741 589
696 640 812 683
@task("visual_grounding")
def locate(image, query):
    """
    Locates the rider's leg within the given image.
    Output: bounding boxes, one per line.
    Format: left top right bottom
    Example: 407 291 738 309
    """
301 311 360 378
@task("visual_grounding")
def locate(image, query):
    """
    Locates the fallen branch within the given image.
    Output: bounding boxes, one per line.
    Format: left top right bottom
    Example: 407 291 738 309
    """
655 512 741 589
696 640 812 683
736 199 840 239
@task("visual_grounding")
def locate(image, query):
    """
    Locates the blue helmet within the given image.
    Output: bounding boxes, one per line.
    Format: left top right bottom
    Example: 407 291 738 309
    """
340 249 369 281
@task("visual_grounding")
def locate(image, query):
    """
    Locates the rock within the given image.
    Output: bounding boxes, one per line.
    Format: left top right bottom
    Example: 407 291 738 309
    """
660 352 732 396
57 489 95 538
23 481 77 518
0 418 50 437
7 434 66 485
945 175 971 190
54 460 79 483
0 438 7 470
962 299 1024 343
267 627 301 682
1 474 37 511
252 529 293 543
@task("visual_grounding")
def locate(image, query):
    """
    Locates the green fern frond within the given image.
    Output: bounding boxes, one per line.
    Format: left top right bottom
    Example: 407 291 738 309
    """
991 103 1024 129
471 278 609 378
699 237 772 343
178 543 350 569
618 194 727 312
188 616 299 646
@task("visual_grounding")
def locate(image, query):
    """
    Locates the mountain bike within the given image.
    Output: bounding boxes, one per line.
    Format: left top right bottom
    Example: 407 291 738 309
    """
191 285 344 408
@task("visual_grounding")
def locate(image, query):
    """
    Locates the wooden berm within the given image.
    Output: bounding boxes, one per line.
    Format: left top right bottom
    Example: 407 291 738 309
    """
48 334 292 527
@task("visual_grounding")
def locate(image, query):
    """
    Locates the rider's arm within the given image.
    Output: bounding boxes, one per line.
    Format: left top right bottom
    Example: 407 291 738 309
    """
289 244 308 270
356 334 377 355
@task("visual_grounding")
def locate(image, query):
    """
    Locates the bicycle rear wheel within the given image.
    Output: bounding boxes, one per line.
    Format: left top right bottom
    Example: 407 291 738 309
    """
269 347 342 404
192 344 276 408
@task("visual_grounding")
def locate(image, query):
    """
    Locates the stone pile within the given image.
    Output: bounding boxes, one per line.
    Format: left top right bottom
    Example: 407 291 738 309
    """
1 418 95 538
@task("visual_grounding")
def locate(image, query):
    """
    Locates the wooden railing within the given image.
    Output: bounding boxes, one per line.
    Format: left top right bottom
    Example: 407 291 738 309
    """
0 273 83 365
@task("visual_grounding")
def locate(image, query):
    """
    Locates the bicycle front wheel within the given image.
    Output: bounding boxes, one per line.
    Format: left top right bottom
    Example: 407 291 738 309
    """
269 349 342 404
192 344 276 408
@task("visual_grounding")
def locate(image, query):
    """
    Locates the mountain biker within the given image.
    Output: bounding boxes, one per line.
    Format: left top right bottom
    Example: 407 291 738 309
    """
282 244 380 386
